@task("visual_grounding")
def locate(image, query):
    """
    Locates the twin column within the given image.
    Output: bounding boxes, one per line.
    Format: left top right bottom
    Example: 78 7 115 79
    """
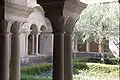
31 34 40 55
0 20 21 80
1 32 21 80
25 33 40 55
53 26 73 80
50 16 75 80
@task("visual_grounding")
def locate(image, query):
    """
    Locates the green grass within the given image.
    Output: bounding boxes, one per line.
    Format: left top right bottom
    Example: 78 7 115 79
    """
21 63 52 75
21 62 119 80
73 70 119 80
73 63 120 80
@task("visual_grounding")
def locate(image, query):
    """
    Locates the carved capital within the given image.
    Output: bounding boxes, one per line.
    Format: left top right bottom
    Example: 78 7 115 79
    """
49 16 65 34
0 20 8 33
11 21 25 34
64 17 78 34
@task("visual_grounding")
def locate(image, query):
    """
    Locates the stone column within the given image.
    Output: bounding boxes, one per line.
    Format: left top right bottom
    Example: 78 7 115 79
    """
10 33 21 80
50 16 65 80
25 34 29 56
53 32 64 80
64 32 72 80
64 17 76 80
0 20 10 80
35 34 39 55
32 35 35 54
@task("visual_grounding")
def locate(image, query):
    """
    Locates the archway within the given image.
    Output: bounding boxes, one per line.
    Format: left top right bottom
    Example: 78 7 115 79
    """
28 24 38 55
38 25 47 54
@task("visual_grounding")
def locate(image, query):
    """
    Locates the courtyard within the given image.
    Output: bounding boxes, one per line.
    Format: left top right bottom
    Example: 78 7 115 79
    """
0 0 119 80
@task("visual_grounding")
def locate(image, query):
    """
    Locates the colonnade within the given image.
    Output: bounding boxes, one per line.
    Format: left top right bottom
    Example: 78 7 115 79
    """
0 16 76 80
26 32 48 55
0 20 22 80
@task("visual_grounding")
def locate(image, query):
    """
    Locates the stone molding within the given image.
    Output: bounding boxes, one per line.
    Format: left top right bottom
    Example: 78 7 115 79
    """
64 1 87 14
49 16 65 33
5 1 33 22
0 20 26 33
5 1 33 12
64 17 77 34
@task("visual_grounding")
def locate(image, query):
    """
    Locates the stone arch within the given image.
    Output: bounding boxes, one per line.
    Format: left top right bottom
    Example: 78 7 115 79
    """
40 25 47 32
45 18 53 32
7 20 15 33
65 17 78 33
38 25 47 54
38 24 53 54
30 24 38 34
28 24 38 55
9 21 24 34
21 22 30 33
27 4 47 32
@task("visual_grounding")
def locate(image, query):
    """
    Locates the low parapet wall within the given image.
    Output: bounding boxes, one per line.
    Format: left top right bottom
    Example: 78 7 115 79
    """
20 54 53 66
73 52 114 59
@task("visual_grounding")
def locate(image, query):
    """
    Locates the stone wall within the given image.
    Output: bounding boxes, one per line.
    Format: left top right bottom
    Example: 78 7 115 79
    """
73 52 114 59
20 54 53 66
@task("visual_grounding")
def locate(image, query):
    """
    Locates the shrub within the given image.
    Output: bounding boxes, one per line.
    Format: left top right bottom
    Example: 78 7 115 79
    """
21 74 52 80
21 63 52 75
73 57 120 65
73 62 119 74
73 57 101 63
87 57 101 63
73 62 89 74
104 58 120 65
73 62 89 70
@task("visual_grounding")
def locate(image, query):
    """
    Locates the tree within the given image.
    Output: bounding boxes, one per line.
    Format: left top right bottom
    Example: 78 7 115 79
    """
74 2 119 59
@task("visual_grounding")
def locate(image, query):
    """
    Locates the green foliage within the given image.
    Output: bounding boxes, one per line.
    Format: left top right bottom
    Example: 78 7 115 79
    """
21 63 119 80
73 57 120 65
73 62 89 71
73 57 101 63
73 62 119 74
86 63 119 73
21 74 52 80
73 69 119 80
21 63 52 75
75 2 119 44
104 58 120 65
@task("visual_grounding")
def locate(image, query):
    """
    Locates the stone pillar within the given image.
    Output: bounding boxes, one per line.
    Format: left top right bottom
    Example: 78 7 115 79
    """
35 34 39 55
64 17 76 80
10 33 21 80
0 20 10 80
64 32 72 80
32 35 35 54
50 16 65 80
53 32 64 80
25 34 29 56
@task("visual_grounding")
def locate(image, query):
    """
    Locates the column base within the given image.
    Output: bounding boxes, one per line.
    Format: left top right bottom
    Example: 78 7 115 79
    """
25 54 28 57
35 53 39 55
31 53 35 55
31 53 39 55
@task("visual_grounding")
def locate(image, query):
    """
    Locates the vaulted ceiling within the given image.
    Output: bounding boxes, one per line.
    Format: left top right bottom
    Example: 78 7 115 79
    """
37 0 87 18
37 0 66 17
